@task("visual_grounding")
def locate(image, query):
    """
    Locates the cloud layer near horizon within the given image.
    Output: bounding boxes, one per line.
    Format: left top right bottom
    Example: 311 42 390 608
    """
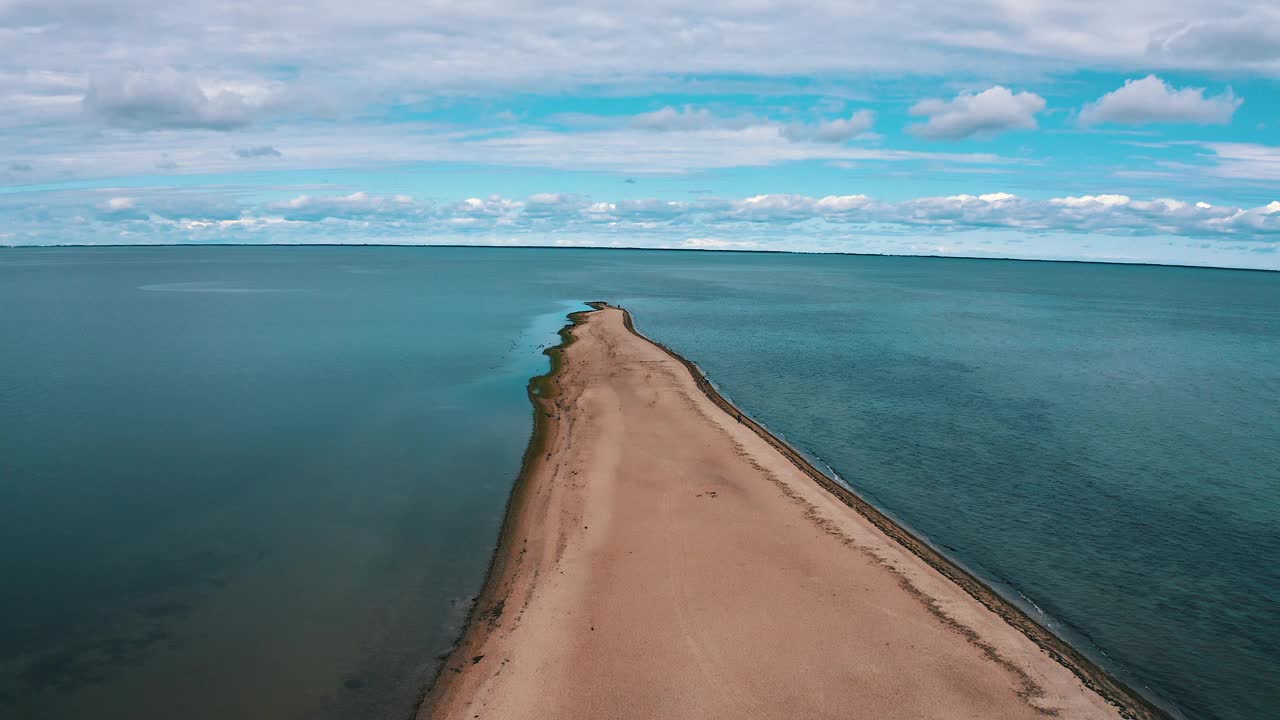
7 189 1277 246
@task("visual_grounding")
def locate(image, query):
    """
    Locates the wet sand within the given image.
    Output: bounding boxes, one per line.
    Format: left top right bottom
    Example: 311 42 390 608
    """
421 303 1162 720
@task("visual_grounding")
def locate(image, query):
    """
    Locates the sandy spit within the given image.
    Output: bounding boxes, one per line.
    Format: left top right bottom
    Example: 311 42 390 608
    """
419 303 1164 720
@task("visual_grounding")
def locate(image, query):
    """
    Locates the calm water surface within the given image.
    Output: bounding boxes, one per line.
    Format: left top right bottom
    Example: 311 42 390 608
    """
1 247 1276 720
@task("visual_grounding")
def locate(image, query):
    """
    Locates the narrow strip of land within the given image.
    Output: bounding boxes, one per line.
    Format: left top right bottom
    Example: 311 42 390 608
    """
421 304 1159 720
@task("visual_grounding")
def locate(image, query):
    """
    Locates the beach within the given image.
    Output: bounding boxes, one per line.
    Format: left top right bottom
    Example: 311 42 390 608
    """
423 302 1159 719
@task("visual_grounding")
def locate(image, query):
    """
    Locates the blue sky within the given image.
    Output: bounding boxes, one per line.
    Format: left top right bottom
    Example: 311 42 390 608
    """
2 1 1279 268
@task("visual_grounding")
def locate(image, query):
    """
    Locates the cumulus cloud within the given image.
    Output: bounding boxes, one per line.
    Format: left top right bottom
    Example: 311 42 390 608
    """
82 69 260 131
444 195 523 224
522 193 589 218
63 189 246 223
781 110 876 143
727 194 874 222
233 145 282 159
908 87 1046 140
584 198 699 223
1079 75 1241 126
266 192 422 220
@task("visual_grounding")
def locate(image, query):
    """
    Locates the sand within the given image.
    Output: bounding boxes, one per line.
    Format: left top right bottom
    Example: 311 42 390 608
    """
420 304 1161 720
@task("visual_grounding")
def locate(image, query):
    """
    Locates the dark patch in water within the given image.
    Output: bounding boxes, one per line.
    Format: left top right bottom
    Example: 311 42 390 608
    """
11 627 175 699
142 601 190 619
16 649 105 696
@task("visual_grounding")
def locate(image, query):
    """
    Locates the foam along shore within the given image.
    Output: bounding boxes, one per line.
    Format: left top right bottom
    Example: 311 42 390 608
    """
420 303 1164 720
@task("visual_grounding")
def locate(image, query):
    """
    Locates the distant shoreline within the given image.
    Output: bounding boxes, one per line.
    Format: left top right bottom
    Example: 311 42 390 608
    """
419 302 1169 719
2 242 1276 275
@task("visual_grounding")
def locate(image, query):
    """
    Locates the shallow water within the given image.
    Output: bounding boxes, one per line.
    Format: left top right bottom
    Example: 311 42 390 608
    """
1 247 1276 720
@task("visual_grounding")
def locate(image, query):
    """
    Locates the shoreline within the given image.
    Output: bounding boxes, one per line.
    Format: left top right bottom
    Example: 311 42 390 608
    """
611 305 1168 720
419 302 1168 720
415 304 597 715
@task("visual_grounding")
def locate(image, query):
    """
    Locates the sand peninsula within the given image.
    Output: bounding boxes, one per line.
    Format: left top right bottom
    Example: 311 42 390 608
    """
421 303 1165 720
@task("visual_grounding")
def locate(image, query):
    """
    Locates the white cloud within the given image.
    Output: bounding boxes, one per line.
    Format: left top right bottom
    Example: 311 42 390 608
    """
266 191 422 220
1050 194 1133 208
976 192 1016 203
1147 15 1280 66
681 237 764 249
0 119 1007 183
583 198 697 223
177 216 296 232
464 125 1004 173
728 193 875 222
1078 75 1241 126
625 106 876 143
102 196 136 211
445 195 523 223
82 69 264 131
576 105 879 146
781 111 876 143
522 192 589 218
233 145 282 159
816 194 874 212
908 87 1046 140
1198 142 1280 181
631 106 726 131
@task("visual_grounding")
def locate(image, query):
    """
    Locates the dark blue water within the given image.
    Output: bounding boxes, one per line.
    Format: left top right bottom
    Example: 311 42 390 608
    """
1 247 1276 720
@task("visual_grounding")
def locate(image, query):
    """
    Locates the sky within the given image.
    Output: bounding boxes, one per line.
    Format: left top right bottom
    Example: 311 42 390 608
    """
2 1 1279 268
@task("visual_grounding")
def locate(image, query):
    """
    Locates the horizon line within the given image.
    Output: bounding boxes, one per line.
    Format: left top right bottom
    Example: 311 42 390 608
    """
2 242 1277 274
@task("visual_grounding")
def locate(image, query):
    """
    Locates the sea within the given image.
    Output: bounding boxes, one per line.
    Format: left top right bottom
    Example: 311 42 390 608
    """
1 246 1276 720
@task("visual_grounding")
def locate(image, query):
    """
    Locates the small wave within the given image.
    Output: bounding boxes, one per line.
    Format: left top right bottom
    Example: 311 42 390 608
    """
1015 589 1049 619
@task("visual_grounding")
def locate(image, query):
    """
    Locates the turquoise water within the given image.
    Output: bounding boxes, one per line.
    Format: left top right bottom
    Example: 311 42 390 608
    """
1 247 1277 720
0 248 582 719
